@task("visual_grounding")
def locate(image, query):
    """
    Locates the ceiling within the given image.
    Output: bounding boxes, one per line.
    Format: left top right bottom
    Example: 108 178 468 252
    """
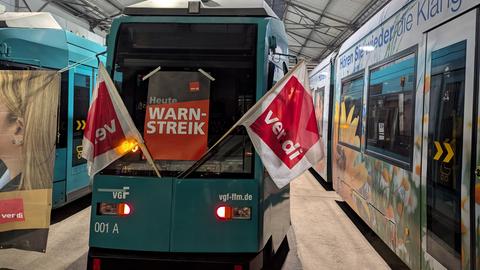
15 0 140 31
17 0 390 66
278 0 390 67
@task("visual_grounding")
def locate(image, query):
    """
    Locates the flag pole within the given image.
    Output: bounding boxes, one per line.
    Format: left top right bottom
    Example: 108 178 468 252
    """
137 142 162 178
203 60 306 153
99 63 163 178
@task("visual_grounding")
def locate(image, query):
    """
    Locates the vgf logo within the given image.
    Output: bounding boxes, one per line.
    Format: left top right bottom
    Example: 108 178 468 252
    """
98 186 130 199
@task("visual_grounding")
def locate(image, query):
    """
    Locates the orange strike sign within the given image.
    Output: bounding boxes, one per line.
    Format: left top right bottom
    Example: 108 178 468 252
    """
144 72 210 160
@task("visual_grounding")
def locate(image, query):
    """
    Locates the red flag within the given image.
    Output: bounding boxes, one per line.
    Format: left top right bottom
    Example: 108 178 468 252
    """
239 61 323 188
83 81 125 157
82 63 160 177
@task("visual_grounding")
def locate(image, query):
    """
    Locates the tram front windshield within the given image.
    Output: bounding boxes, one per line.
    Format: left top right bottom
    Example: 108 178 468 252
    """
103 23 258 178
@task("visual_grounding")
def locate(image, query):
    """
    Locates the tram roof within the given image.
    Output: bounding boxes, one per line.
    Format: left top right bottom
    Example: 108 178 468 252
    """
0 12 62 29
123 0 278 18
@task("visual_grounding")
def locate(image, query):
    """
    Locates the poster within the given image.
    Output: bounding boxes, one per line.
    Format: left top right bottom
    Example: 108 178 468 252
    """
0 70 59 252
144 72 210 160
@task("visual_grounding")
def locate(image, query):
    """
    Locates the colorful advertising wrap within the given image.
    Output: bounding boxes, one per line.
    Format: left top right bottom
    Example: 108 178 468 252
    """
0 70 60 252
144 72 211 160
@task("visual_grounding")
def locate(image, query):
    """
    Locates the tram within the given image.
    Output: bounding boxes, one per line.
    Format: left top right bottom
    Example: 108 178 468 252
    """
310 0 480 269
0 12 106 208
87 1 290 269
309 53 335 183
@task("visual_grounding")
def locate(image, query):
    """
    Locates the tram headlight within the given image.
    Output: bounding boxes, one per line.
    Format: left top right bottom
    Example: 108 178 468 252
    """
116 139 139 154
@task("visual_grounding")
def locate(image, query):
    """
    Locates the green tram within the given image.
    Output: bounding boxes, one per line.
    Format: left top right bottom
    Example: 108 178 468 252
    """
87 1 291 269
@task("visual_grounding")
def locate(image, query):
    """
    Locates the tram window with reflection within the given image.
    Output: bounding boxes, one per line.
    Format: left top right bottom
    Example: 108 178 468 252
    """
366 52 416 167
338 74 364 149
426 41 466 270
72 73 90 166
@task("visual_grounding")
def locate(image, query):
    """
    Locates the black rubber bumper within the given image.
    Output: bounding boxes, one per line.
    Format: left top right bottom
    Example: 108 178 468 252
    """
87 247 264 270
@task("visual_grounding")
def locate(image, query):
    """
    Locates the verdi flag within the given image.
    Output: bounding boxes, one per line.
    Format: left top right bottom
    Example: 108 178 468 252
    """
82 63 160 177
239 61 323 188
0 70 60 252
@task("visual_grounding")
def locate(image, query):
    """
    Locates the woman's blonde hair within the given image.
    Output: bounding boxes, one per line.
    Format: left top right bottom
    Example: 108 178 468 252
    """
0 70 60 190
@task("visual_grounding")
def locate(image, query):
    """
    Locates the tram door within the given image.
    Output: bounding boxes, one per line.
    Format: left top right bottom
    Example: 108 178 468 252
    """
422 10 476 270
66 65 92 199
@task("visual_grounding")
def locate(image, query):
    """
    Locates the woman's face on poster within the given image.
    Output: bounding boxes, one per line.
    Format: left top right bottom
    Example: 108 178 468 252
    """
0 101 23 159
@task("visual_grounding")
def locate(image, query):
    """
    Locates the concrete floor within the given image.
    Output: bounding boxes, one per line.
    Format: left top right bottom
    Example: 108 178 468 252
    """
0 205 89 270
0 171 394 270
290 172 391 270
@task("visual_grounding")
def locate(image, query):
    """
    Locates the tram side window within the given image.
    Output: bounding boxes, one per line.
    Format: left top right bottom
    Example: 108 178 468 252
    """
72 73 90 166
366 52 416 167
338 74 364 149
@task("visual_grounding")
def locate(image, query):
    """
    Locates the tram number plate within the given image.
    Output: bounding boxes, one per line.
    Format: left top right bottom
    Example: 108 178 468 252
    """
94 222 120 234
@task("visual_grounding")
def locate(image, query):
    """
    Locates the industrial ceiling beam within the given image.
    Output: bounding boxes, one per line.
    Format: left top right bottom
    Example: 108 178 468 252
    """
37 1 51 11
48 0 109 31
103 0 123 12
286 32 305 46
284 20 338 41
289 48 314 59
299 0 332 57
283 8 345 32
22 0 32 11
286 31 330 47
290 45 326 49
296 0 333 57
78 0 111 19
285 0 352 27
313 0 390 61
284 10 341 47
283 20 347 31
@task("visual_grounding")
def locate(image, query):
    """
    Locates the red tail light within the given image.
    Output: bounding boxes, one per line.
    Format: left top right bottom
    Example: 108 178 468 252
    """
216 205 252 220
92 258 101 270
118 203 131 216
97 202 132 216
216 205 232 220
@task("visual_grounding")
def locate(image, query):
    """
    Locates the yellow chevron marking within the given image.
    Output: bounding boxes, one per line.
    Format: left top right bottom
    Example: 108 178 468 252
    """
443 142 454 163
433 141 443 160
76 120 86 130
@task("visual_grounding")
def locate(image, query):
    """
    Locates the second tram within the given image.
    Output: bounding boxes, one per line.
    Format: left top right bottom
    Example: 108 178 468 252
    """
0 12 105 207
310 0 480 269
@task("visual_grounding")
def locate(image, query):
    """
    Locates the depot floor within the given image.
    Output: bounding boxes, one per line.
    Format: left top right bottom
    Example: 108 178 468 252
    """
0 172 407 270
